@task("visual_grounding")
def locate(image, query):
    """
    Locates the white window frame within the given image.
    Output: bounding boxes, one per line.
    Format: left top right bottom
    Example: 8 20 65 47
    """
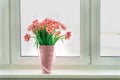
10 0 90 65
0 0 9 65
2 0 120 66
91 0 120 65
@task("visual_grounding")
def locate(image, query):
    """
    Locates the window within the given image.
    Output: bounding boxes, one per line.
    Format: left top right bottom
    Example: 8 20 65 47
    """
10 0 90 65
2 0 120 66
91 0 120 65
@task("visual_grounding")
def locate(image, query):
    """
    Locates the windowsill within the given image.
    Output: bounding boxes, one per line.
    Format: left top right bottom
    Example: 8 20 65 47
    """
0 68 120 78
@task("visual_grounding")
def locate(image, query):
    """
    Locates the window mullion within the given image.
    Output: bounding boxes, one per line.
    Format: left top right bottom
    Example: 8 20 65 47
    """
91 0 100 65
80 0 90 64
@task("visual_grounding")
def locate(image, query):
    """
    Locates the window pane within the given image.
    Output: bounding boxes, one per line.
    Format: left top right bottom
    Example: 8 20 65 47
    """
101 0 120 56
21 0 80 57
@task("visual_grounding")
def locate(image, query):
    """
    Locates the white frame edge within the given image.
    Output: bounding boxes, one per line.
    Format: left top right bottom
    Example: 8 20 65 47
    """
0 0 9 65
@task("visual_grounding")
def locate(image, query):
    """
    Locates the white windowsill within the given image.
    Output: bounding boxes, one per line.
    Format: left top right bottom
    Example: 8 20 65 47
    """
0 68 120 78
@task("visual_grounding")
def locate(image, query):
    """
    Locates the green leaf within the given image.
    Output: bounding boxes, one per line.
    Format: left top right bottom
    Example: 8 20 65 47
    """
60 38 64 43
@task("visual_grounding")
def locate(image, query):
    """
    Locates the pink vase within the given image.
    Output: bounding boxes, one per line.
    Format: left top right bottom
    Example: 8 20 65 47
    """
39 45 55 74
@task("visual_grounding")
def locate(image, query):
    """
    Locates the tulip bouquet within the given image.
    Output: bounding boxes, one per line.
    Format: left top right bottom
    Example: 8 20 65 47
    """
24 18 71 48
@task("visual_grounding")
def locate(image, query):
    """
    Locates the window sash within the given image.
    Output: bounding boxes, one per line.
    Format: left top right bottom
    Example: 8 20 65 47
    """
10 0 90 65
91 0 120 65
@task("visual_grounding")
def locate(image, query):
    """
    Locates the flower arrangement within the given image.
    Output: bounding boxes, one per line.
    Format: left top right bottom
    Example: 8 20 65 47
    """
24 18 71 48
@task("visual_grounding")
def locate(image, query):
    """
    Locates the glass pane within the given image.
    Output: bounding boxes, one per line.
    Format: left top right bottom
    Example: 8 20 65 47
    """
21 0 80 57
100 0 120 56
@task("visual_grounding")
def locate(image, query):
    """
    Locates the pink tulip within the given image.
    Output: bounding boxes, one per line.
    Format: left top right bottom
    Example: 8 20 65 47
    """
46 27 54 34
65 32 71 40
24 33 31 41
61 24 67 30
